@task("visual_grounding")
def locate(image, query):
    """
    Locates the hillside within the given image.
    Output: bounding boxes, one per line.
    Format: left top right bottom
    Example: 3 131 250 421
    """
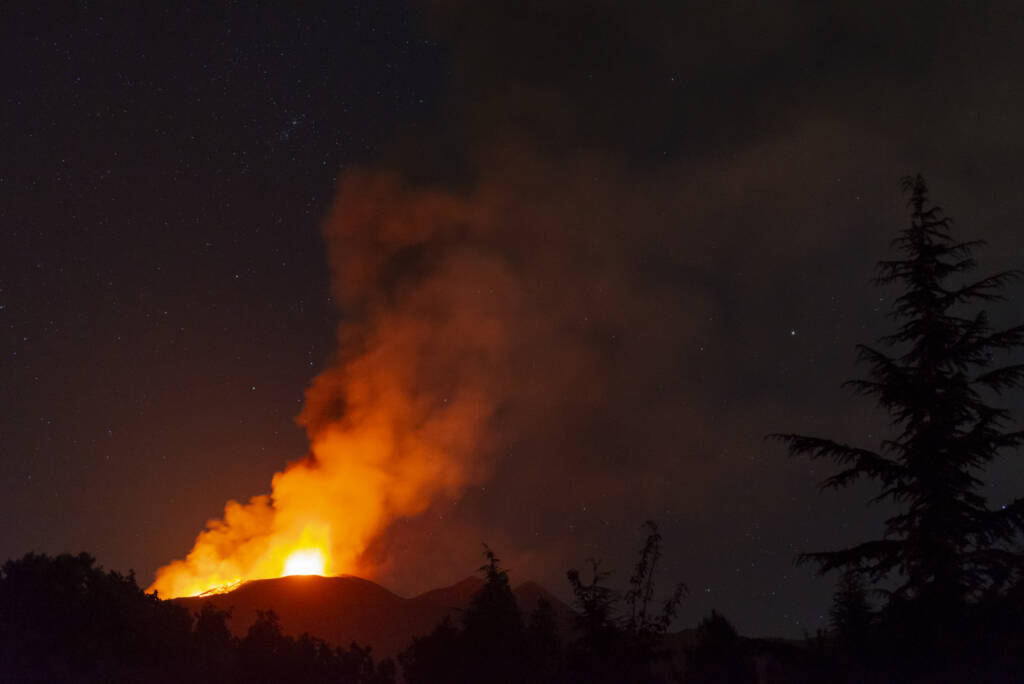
173 574 574 659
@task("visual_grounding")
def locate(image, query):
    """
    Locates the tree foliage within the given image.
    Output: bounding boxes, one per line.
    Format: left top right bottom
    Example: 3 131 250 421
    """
626 520 687 640
684 610 757 684
775 175 1024 608
566 521 686 684
402 523 687 683
400 544 561 684
829 571 872 646
0 552 394 684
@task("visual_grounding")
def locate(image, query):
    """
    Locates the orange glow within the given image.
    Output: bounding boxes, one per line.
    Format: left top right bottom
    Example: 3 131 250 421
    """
151 520 337 597
147 172 499 600
284 548 326 576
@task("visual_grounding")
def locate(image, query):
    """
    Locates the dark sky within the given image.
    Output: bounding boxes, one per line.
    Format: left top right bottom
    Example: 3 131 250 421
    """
4 1 1024 637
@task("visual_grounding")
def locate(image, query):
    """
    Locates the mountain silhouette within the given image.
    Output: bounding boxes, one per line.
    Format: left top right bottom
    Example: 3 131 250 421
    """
173 574 574 659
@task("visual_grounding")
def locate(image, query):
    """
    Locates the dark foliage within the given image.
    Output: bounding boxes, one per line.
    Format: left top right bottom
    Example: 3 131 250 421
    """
828 571 872 649
684 610 757 684
0 552 394 684
626 521 688 665
774 176 1024 602
567 521 686 683
401 522 687 683
0 552 191 683
399 616 465 684
461 545 525 669
565 558 631 682
774 175 1024 679
775 175 1024 598
235 609 394 684
525 597 565 682
400 545 564 684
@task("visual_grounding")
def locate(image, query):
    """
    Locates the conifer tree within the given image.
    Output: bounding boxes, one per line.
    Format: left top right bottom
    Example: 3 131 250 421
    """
684 610 756 684
775 175 1024 607
829 571 872 645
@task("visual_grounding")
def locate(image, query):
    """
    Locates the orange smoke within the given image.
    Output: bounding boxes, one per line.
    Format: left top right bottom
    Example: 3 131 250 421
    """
148 171 510 598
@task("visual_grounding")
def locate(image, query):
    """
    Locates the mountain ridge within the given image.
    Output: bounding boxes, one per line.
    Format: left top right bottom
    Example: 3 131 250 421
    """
173 574 573 659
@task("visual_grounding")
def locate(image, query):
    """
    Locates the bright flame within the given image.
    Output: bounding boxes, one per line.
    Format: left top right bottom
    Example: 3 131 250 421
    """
154 520 338 597
283 548 326 576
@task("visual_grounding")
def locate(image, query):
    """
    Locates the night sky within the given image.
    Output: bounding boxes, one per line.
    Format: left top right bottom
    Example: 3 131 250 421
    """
4 1 1024 637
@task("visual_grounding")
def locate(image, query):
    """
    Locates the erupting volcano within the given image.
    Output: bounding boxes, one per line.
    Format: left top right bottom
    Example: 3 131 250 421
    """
148 172 506 599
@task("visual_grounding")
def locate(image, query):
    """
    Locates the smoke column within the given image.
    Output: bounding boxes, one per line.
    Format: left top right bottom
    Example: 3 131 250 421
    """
149 171 516 597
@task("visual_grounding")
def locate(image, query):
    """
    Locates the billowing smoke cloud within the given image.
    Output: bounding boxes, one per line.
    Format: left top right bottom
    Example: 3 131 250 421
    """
149 172 512 596
151 1 1024 635
148 143 735 597
150 127 913 598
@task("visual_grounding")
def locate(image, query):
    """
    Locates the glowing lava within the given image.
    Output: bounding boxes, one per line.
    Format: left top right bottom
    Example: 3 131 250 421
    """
283 548 326 576
149 521 337 597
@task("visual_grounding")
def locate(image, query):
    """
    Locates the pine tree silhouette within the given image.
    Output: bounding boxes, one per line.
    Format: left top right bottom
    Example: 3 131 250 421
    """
775 175 1024 605
774 175 1024 676
829 571 872 644
684 610 756 684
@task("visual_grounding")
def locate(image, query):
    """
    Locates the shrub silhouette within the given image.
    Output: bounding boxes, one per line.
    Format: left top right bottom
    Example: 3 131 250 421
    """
684 610 756 684
0 552 394 684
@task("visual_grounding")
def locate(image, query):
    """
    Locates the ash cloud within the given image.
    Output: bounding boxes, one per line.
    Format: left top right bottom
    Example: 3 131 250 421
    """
154 0 1024 633
330 1 1024 631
